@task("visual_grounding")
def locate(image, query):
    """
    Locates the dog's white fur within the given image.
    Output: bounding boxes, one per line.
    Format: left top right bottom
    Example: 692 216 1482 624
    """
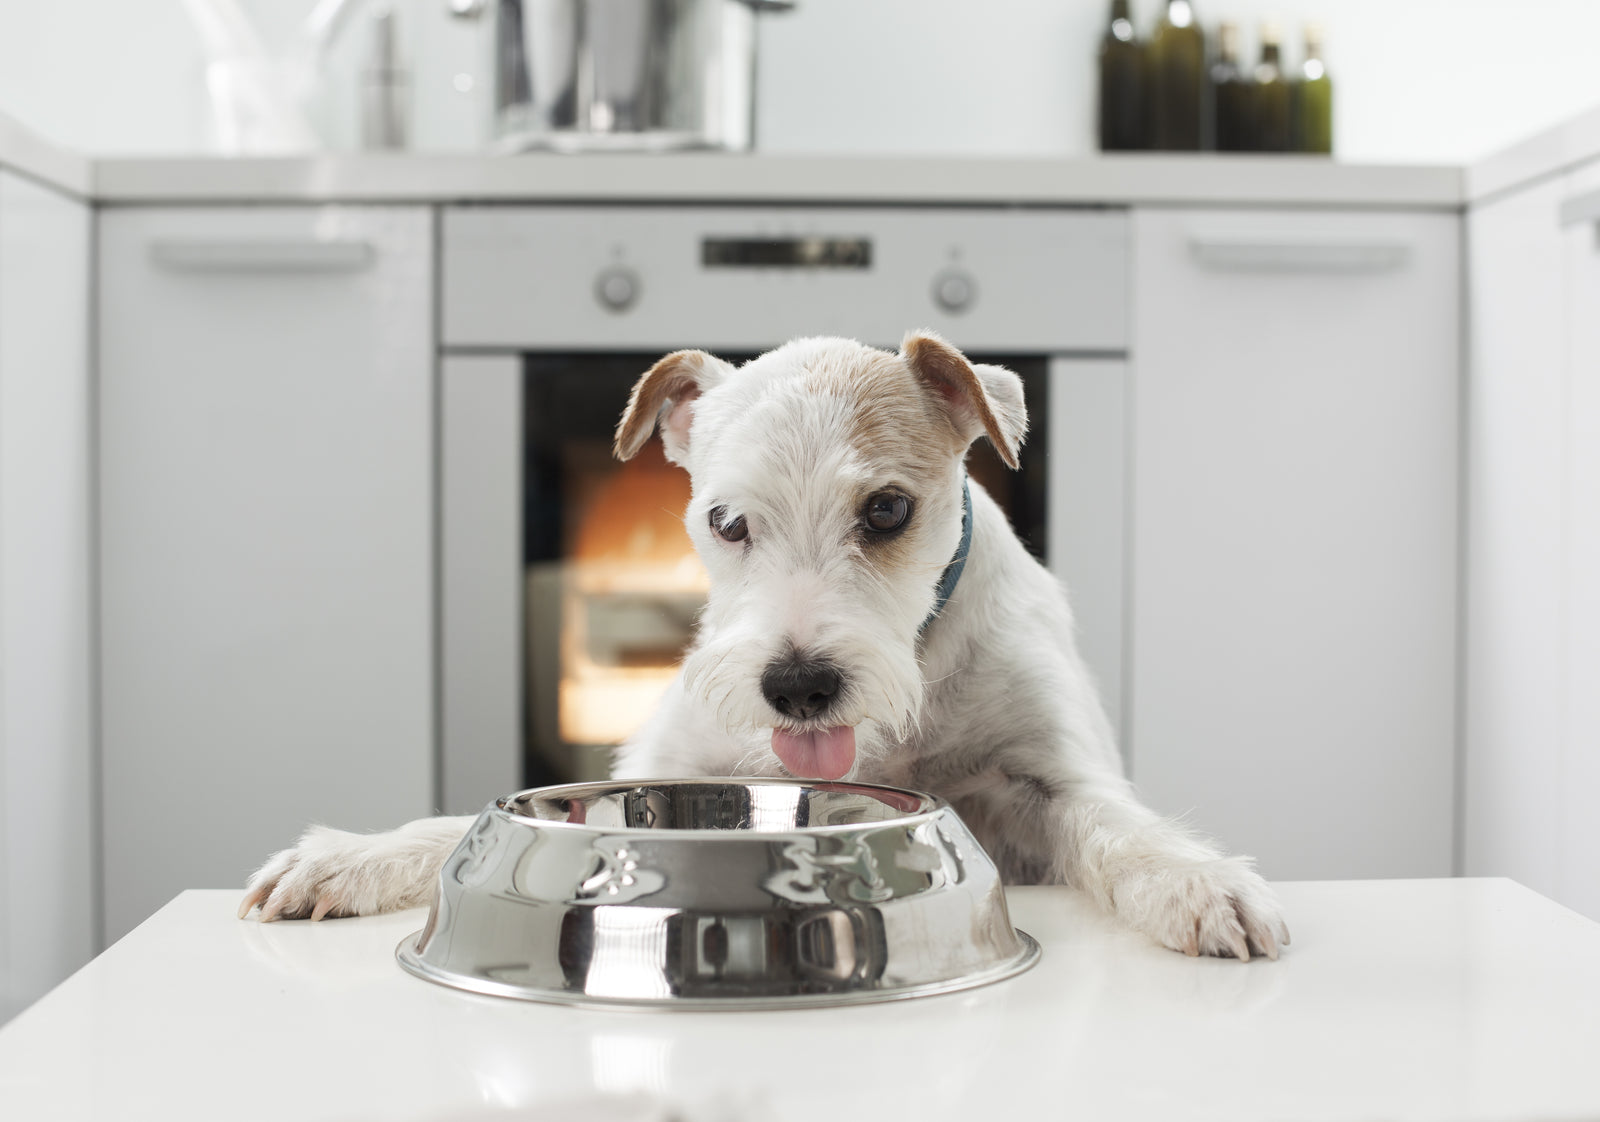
241 333 1287 960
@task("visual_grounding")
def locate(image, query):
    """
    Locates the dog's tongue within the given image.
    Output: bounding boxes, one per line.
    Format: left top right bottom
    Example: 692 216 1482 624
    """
771 726 857 780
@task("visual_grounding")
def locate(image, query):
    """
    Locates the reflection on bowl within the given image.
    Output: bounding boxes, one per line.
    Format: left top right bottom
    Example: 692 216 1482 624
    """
397 779 1039 1010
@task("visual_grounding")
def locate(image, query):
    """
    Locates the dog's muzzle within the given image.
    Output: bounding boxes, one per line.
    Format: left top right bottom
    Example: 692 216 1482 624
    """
759 654 843 722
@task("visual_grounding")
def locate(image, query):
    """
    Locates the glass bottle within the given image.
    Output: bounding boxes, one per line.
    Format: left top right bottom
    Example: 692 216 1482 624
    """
1098 0 1145 151
1210 21 1251 152
1295 22 1333 154
1252 21 1292 152
1149 0 1204 150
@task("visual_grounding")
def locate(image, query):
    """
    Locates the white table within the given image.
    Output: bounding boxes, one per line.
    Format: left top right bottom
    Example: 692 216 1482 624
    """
2 880 1597 1121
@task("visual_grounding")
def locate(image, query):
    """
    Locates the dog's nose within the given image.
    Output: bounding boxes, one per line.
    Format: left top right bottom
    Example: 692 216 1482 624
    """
760 656 843 721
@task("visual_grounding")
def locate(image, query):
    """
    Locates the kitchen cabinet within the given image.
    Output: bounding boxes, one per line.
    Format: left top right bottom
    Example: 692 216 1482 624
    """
1463 177 1570 903
97 207 435 943
1466 161 1600 922
1562 162 1600 922
1129 208 1461 880
439 354 523 815
0 171 94 1022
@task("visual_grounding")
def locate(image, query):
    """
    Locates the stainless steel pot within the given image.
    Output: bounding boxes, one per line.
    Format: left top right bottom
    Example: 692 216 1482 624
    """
452 0 795 152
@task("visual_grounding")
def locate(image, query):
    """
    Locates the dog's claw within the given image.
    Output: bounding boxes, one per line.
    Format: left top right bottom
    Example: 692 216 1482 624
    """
1226 928 1251 963
310 896 335 922
237 888 264 920
258 897 284 923
1251 922 1279 961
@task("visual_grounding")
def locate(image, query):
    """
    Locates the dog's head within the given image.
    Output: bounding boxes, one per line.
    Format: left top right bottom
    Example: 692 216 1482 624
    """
614 332 1027 779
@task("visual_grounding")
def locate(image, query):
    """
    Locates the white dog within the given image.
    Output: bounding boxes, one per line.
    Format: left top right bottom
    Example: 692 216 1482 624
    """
241 332 1288 960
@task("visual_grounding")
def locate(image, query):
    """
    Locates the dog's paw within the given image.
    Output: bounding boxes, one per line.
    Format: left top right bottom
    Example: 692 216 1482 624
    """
1115 856 1290 961
237 819 463 922
237 826 398 922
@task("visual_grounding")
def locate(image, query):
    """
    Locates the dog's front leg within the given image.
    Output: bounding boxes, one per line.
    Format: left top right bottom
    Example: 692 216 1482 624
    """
238 815 476 921
1054 787 1291 960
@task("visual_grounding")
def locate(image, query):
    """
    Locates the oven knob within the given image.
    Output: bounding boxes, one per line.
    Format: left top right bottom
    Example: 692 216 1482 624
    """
594 267 640 312
932 269 976 314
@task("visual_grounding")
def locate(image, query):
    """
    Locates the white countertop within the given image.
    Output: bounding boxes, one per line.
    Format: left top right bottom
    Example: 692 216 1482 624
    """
87 152 1465 209
2 880 1597 1121
1 108 1468 209
0 113 90 199
1468 101 1600 204
11 102 1600 210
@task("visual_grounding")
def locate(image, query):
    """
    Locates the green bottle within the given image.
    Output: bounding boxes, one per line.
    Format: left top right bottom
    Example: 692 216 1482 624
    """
1097 0 1146 150
1211 22 1251 152
1295 23 1333 154
1149 0 1204 150
1252 21 1292 152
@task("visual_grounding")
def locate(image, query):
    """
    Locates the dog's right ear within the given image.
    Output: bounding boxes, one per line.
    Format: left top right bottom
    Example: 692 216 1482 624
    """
614 350 732 464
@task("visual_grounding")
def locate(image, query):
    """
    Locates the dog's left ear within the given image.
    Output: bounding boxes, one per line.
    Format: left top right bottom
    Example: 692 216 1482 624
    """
614 349 734 464
900 330 1027 469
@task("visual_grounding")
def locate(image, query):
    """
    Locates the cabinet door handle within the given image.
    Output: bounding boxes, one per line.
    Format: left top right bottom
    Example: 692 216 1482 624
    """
1559 188 1600 228
149 238 375 273
1188 235 1410 273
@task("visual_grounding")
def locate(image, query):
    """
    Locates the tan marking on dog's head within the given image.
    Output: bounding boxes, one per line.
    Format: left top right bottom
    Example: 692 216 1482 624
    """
790 341 968 581
829 348 964 468
614 349 734 465
899 330 1027 469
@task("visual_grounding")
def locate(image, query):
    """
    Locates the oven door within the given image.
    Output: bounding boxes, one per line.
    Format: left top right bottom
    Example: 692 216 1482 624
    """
439 351 1125 813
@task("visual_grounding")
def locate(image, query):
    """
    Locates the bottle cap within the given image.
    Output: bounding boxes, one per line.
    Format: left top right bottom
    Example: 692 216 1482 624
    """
1218 21 1239 57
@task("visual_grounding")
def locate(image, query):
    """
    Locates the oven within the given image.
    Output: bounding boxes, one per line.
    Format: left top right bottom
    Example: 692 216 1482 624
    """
437 205 1129 813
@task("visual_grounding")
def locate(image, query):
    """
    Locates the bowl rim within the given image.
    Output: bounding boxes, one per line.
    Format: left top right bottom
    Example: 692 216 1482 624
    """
490 776 948 837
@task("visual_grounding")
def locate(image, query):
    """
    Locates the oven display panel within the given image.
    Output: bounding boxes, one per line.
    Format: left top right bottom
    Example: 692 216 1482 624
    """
701 237 872 269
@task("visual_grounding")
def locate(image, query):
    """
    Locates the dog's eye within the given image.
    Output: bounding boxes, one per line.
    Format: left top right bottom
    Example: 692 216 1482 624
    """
709 506 749 543
863 493 911 534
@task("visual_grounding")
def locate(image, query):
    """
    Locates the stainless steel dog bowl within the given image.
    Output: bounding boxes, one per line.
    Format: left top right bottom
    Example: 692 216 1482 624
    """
397 779 1039 1009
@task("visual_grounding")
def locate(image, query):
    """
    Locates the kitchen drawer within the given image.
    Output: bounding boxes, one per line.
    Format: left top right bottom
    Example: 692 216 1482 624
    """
442 206 1128 353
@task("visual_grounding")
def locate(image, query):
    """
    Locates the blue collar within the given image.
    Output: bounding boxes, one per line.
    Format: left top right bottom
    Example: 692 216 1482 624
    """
920 476 973 635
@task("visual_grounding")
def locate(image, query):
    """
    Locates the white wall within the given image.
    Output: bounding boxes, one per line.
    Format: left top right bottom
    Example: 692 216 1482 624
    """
2 0 1599 163
762 0 1600 164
